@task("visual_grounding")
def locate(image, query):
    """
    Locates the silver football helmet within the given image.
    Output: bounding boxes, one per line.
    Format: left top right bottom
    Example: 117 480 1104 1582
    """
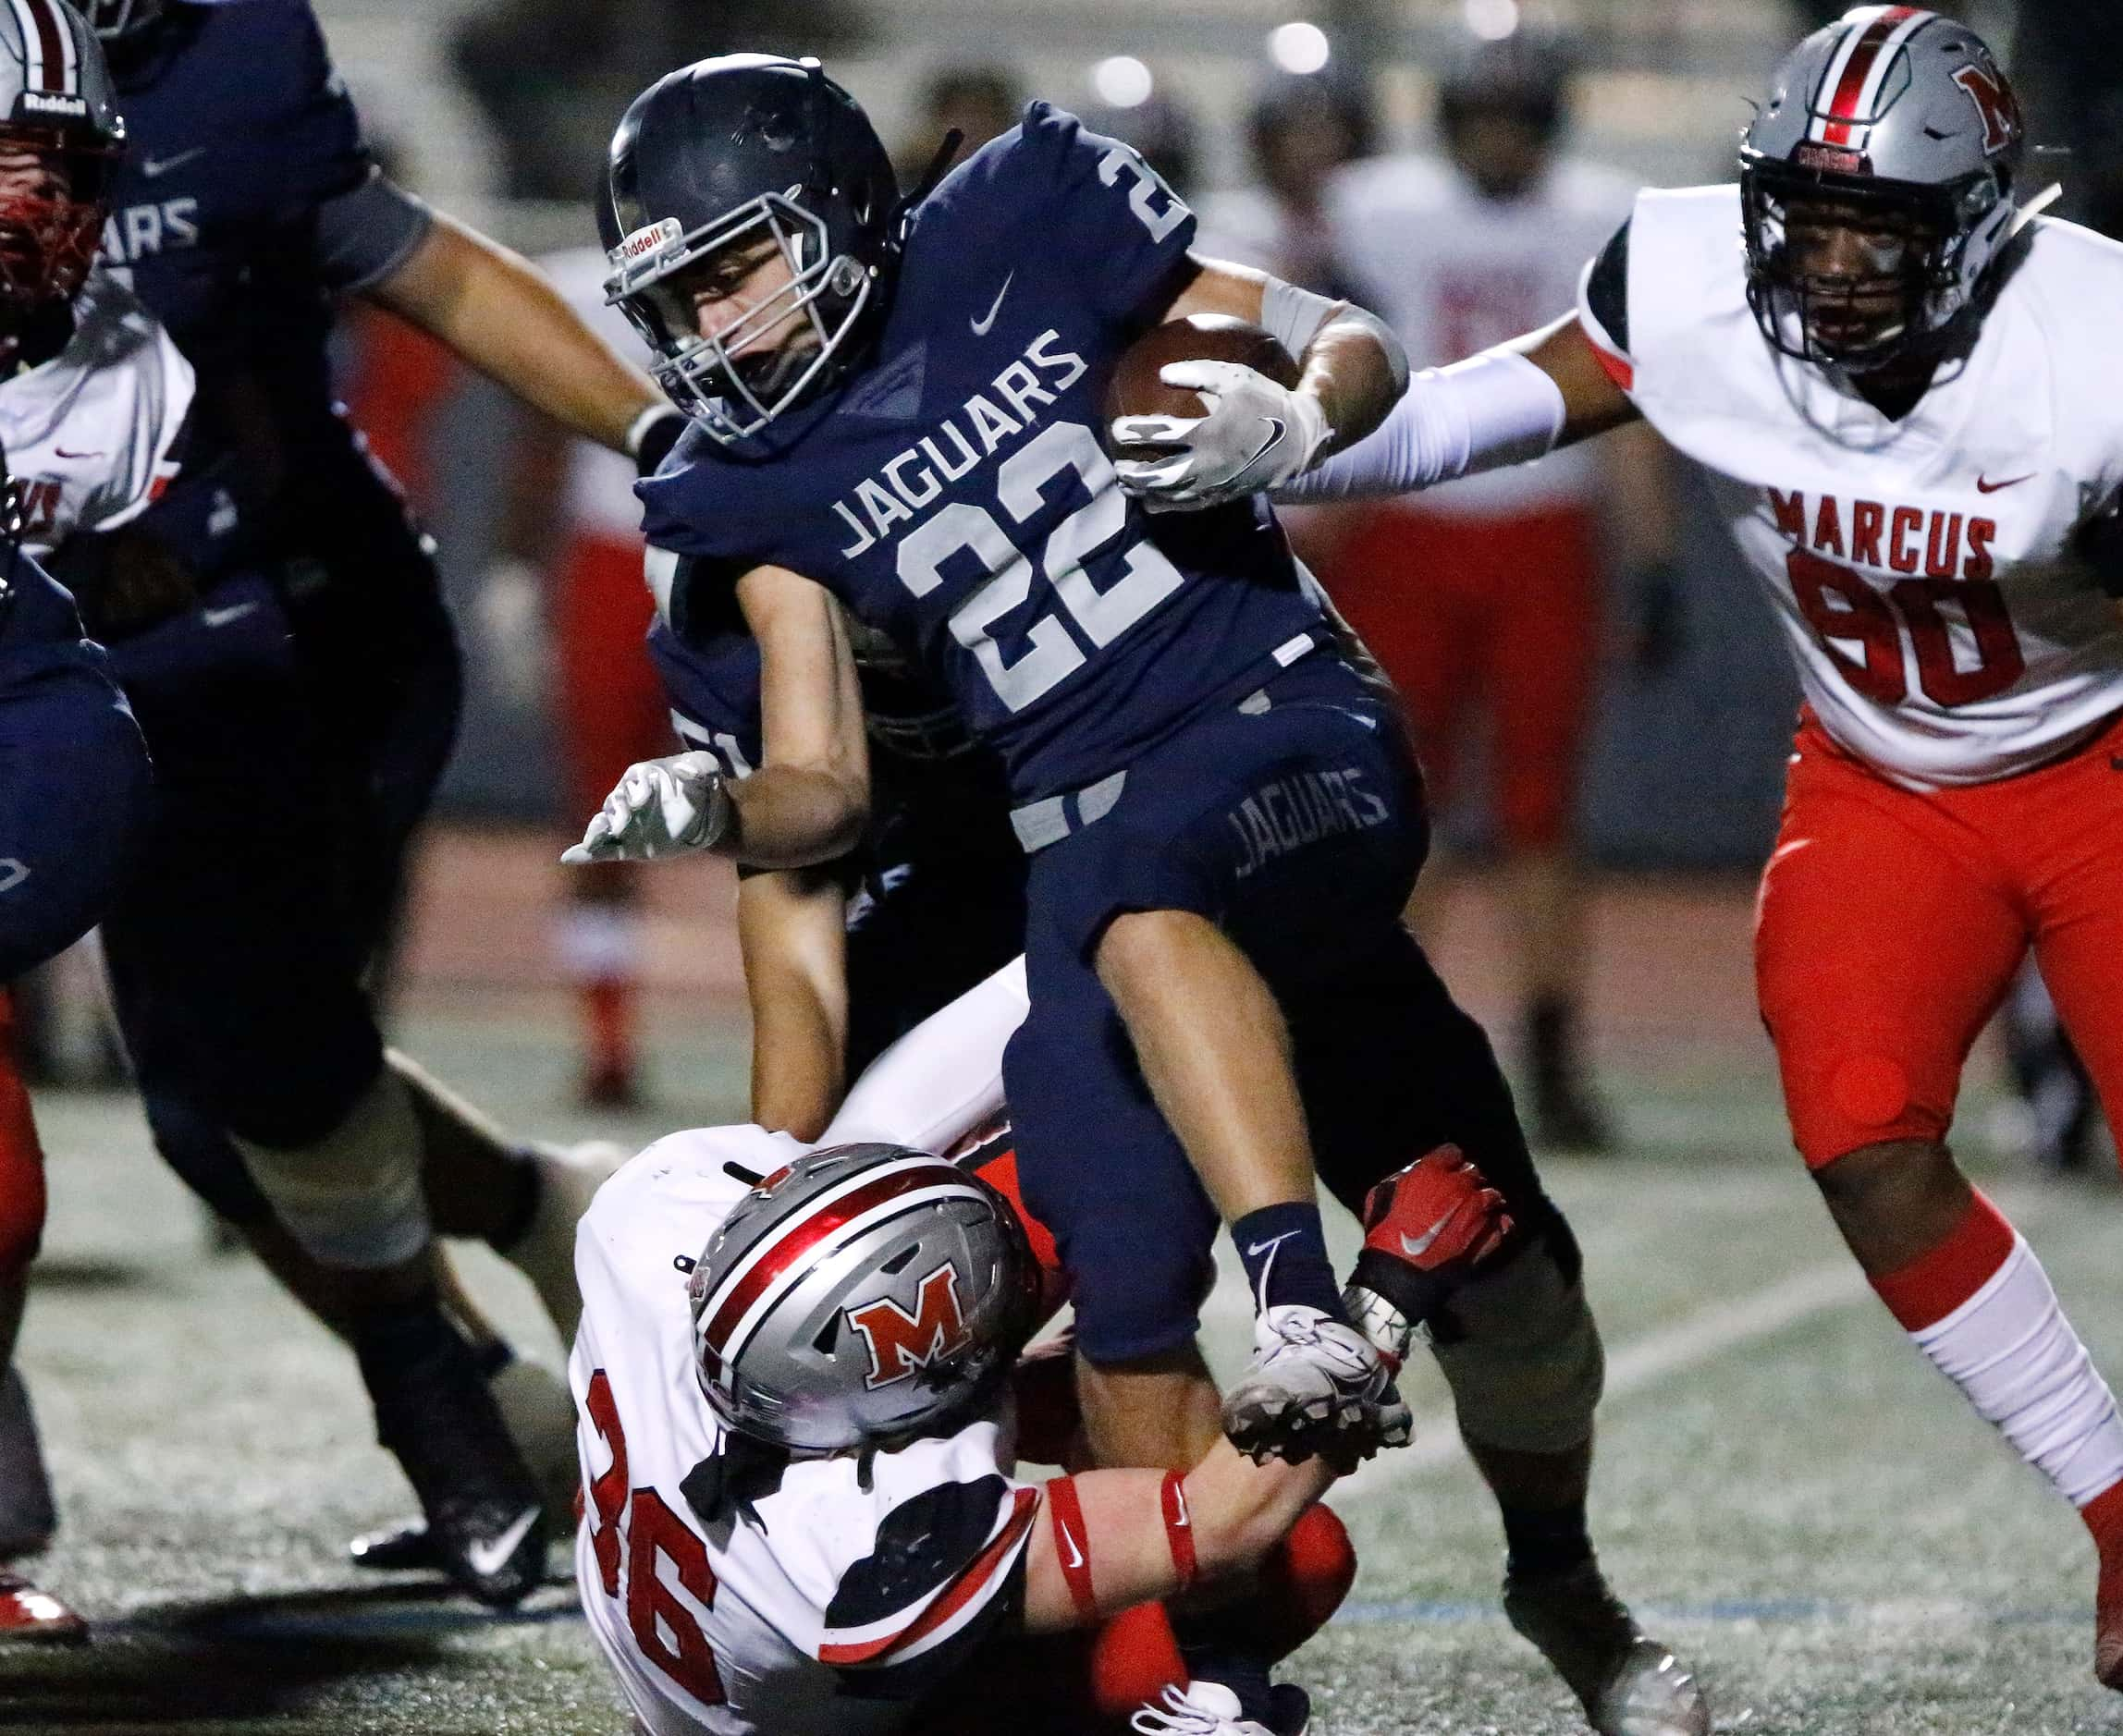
688 1143 1040 1455
1739 6 2025 370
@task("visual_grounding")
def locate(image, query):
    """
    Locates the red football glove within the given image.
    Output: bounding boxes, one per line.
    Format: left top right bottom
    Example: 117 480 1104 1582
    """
1344 1144 1514 1363
1360 1143 1512 1276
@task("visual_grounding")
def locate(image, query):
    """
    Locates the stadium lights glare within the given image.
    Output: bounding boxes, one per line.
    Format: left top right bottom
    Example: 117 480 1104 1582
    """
1091 55 1156 109
1268 20 1331 76
1464 0 1520 41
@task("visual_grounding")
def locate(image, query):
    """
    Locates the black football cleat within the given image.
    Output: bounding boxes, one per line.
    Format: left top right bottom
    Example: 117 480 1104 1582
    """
1503 1560 1709 1735
355 1302 547 1608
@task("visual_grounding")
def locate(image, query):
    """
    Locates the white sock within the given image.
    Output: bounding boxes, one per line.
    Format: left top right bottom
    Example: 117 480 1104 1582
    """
1911 1234 2123 1509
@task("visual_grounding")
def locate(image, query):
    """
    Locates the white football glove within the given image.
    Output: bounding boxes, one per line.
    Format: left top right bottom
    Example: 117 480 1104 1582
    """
1112 361 1331 513
561 752 731 864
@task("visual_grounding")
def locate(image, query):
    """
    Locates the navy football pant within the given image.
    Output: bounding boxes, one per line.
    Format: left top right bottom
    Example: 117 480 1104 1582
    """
99 566 460 1222
1004 654 1565 1363
0 557 150 983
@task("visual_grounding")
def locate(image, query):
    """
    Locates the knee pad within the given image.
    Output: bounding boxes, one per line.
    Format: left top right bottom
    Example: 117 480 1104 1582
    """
1427 1231 1604 1456
232 1066 430 1269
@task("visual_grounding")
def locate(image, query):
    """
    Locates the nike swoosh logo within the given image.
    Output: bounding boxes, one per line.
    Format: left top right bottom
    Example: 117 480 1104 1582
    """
1399 1208 1457 1262
1975 471 2034 494
464 1505 541 1580
141 147 204 180
1169 1483 1189 1528
1060 1521 1085 1571
1240 417 1287 474
200 601 261 629
970 272 1014 337
54 448 102 459
1245 1230 1298 1260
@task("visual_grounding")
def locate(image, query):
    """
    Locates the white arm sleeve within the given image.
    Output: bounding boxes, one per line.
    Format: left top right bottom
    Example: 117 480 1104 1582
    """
1272 348 1565 504
820 959 1028 1155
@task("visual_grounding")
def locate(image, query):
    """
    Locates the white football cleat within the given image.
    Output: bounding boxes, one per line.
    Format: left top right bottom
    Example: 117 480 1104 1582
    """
1131 1681 1309 1736
1221 1304 1411 1466
509 1140 627 1343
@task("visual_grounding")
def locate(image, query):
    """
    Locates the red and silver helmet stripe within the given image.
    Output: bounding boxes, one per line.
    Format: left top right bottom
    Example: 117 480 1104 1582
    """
697 1156 987 1378
1810 6 1933 147
7 0 78 94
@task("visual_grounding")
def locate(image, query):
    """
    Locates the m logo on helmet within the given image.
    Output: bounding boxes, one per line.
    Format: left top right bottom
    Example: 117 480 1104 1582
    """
846 1263 973 1390
1950 64 2019 155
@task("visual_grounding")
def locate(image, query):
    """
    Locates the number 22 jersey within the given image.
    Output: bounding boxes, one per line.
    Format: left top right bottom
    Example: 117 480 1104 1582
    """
639 103 1328 806
1583 186 2123 790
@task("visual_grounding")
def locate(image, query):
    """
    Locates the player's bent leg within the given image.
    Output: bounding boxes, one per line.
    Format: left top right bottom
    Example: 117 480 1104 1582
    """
388 1049 621 1345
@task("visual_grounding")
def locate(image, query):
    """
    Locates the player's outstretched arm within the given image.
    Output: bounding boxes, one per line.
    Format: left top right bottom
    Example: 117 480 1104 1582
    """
1113 258 1409 511
364 209 670 459
563 565 870 870
738 868 851 1141
1274 312 1640 506
1021 1445 1336 1634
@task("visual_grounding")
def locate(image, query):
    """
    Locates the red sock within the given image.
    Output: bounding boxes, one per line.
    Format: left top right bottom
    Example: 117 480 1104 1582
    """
1868 1190 2014 1331
1249 1505 1356 1661
1088 1602 1186 1718
2085 1480 2123 1555
582 977 635 1077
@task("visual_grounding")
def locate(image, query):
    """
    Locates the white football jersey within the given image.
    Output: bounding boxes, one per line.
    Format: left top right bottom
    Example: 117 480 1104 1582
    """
541 244 657 544
572 960 1035 1736
1328 154 1636 515
1590 187 2123 789
0 270 192 560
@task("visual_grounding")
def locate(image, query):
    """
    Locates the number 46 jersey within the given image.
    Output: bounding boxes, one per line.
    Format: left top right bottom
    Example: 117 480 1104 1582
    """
1582 186 2123 790
639 103 1326 807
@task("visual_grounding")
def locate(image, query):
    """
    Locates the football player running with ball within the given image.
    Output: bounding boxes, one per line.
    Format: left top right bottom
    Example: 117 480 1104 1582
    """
1280 4 2123 1692
577 55 1707 1736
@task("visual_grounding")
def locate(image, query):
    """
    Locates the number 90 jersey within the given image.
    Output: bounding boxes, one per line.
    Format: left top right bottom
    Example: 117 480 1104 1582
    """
1583 187 2123 790
639 103 1327 806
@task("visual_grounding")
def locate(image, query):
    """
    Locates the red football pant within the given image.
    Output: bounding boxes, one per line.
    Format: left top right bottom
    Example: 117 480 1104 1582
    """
0 991 45 1283
1757 708 2123 1167
1313 502 1601 851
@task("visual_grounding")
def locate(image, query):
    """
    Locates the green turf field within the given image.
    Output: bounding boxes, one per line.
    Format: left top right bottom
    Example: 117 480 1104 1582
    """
7 1008 2122 1735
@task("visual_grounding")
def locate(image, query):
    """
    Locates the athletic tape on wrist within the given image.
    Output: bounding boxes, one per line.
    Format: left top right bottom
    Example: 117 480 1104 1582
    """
1160 1472 1197 1590
1046 1476 1098 1619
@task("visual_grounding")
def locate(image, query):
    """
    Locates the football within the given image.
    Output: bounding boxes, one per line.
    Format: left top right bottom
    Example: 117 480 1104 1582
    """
1102 313 1301 443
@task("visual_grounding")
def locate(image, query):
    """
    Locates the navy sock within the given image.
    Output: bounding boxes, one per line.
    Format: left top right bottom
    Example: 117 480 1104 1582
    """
1172 1610 1276 1724
1500 1500 1595 1581
1233 1202 1344 1320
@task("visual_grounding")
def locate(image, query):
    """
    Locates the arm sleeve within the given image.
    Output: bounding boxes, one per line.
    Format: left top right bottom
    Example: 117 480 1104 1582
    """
1576 219 1636 391
821 958 1027 1154
313 169 436 294
1010 103 1196 323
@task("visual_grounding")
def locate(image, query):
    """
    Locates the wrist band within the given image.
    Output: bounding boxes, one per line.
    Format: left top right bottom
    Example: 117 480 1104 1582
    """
1160 1472 1198 1590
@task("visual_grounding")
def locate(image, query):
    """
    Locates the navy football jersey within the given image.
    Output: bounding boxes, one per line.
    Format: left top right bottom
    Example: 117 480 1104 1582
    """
640 104 1327 804
100 0 417 576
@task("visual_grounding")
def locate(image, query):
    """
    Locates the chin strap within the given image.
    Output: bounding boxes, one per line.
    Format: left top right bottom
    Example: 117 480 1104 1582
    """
2006 180 2064 239
893 128 963 246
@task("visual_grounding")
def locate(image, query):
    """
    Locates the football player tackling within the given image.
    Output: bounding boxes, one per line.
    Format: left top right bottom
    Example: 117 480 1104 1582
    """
571 962 1515 1736
1277 5 2123 1690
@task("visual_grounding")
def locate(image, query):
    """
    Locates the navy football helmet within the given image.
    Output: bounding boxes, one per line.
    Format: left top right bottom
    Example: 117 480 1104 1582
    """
601 55 902 446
